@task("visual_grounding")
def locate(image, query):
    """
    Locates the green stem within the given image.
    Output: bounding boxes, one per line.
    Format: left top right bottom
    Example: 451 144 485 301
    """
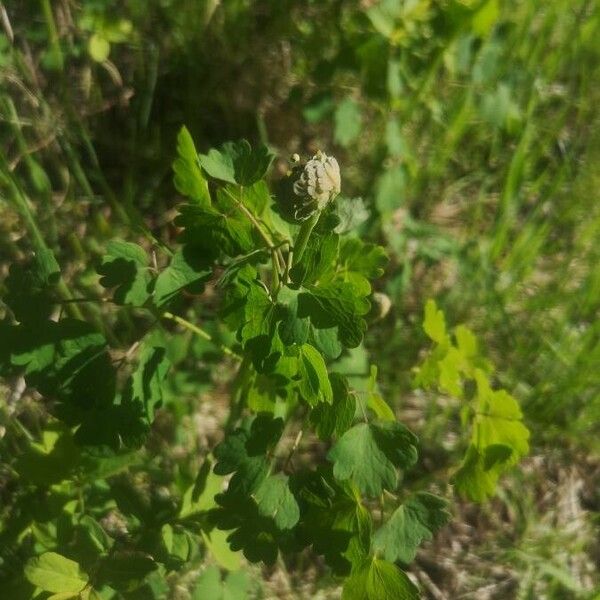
162 311 241 360
292 211 320 266
222 185 284 291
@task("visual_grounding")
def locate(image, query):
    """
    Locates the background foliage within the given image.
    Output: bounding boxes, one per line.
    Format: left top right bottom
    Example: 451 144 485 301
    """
1 0 599 598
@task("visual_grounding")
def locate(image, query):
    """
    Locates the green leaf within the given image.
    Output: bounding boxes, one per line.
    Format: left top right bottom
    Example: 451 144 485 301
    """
98 241 153 306
255 474 300 530
173 126 211 207
334 97 362 147
223 570 252 600
338 238 388 280
192 565 222 600
366 365 395 421
423 299 447 344
97 551 157 592
373 492 451 563
199 140 274 186
342 557 419 600
211 492 281 565
310 373 356 439
453 370 530 501
192 566 252 600
278 287 310 346
328 421 418 497
452 443 512 502
79 515 112 553
289 232 339 286
4 252 60 323
24 552 88 594
153 247 212 306
298 281 370 349
309 325 343 359
10 319 116 414
297 343 333 406
293 468 371 575
213 414 284 496
128 343 171 422
176 200 255 259
201 528 242 571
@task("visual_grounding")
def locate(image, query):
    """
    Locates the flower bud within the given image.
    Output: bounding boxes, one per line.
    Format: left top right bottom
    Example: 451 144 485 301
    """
292 150 341 211
276 151 341 222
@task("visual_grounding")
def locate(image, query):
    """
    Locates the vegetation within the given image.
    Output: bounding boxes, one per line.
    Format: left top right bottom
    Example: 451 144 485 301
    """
1 1 599 598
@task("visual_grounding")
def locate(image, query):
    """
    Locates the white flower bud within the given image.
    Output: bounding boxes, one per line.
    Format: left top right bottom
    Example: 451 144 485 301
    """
292 150 341 211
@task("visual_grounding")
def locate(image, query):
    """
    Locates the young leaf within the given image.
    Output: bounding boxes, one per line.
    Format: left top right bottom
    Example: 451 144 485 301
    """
423 298 447 344
328 421 418 497
452 443 512 502
373 492 451 563
24 552 88 594
342 557 419 600
453 369 529 502
173 126 211 207
98 241 153 306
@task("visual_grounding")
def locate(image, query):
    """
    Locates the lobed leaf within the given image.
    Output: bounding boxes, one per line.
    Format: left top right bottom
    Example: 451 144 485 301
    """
373 492 451 563
328 421 418 497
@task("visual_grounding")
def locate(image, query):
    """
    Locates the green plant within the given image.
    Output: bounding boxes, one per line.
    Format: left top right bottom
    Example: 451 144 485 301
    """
0 128 530 599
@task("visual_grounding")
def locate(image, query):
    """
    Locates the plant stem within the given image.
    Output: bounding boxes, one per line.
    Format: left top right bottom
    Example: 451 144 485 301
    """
162 311 242 360
292 211 320 266
221 185 285 291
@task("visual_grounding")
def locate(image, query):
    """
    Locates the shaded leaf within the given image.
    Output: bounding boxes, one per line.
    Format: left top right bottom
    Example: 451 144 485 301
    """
98 241 152 306
153 246 212 306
